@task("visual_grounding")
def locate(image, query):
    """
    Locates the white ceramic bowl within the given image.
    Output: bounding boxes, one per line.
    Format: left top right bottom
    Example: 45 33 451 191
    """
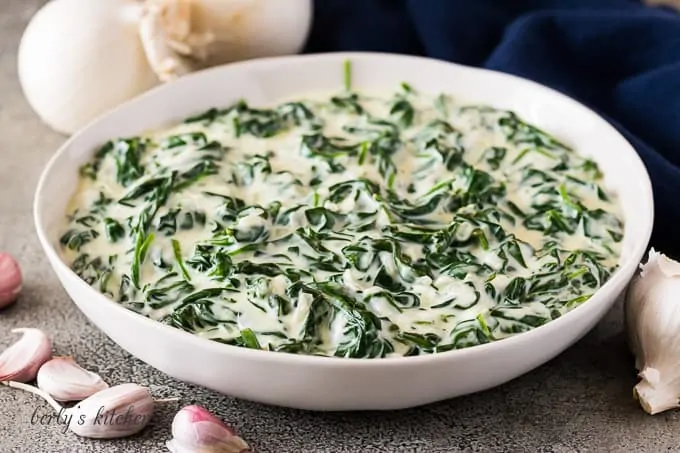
34 52 653 411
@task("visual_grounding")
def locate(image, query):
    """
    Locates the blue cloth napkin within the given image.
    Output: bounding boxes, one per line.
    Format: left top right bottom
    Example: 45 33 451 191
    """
304 0 680 256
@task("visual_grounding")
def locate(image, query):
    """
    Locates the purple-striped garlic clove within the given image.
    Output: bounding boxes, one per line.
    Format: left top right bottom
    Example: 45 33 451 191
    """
0 328 52 382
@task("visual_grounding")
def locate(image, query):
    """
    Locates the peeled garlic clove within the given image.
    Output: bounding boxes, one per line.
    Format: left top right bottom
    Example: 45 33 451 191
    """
0 253 22 309
67 383 154 439
167 405 250 453
625 248 680 414
36 357 109 402
0 328 52 382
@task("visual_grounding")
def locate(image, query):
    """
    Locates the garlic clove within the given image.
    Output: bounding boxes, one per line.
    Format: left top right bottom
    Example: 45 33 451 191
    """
67 383 154 439
625 248 680 414
0 253 22 309
0 328 52 382
36 356 109 402
167 405 250 453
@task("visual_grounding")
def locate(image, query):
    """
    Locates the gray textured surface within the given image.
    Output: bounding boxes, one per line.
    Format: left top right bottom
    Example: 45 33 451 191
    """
1 1 679 452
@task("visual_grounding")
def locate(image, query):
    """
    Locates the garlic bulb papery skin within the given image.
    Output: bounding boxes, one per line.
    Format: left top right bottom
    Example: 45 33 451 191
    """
139 0 196 82
36 357 109 402
167 405 250 453
67 383 154 439
625 248 680 415
0 328 52 383
186 0 313 68
0 253 22 309
18 0 160 135
137 0 314 80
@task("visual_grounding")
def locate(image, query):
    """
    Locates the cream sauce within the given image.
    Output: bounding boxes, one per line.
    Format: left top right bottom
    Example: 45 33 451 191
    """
59 86 624 358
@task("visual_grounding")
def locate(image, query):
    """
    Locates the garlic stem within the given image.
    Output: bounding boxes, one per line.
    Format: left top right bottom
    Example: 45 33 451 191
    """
2 379 178 407
1 380 63 413
155 397 180 403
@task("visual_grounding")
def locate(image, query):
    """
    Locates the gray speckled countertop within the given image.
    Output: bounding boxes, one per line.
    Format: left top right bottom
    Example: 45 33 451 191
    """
1 1 679 452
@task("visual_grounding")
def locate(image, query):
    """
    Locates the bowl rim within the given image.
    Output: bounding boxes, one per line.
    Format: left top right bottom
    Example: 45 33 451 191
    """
33 51 654 368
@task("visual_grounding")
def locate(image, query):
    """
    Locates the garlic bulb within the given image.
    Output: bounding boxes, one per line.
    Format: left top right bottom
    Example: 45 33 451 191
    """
167 405 250 453
67 383 155 439
0 253 22 309
18 0 312 135
3 380 159 439
18 0 159 135
37 357 109 402
182 0 313 68
625 248 680 414
0 328 52 383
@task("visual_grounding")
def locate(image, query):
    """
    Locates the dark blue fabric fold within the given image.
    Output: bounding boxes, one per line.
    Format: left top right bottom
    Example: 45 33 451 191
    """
304 0 680 256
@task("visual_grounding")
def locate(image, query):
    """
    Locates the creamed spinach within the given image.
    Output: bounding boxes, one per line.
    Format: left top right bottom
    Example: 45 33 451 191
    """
60 77 623 358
